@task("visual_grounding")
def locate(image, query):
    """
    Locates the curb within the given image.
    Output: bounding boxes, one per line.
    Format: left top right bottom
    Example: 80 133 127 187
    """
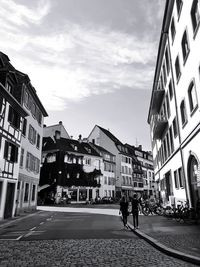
0 210 43 230
127 222 200 266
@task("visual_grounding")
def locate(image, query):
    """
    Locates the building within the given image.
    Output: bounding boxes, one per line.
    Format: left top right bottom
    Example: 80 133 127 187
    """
148 0 200 207
133 146 155 199
88 125 133 198
0 52 48 216
16 72 48 214
0 53 28 219
90 142 116 198
40 126 104 203
43 121 70 139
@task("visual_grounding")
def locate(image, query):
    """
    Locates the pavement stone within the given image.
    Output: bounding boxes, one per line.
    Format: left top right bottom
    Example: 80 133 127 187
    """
0 239 198 267
127 214 200 264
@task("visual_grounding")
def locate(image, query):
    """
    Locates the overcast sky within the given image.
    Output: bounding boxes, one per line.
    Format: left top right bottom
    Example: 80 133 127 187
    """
0 0 165 151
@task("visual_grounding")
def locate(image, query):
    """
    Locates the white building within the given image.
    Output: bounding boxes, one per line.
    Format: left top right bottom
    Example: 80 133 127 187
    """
88 125 133 198
148 0 200 208
16 72 48 214
90 143 116 198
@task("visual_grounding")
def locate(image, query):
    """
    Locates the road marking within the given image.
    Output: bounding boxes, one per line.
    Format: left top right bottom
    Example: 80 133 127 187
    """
24 230 45 237
30 227 36 231
40 222 44 225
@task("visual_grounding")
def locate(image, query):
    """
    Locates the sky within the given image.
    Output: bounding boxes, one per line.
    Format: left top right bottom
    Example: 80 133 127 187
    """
0 0 165 151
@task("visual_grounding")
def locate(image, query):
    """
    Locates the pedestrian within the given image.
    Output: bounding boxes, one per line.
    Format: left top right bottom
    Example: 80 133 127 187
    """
119 196 129 229
131 194 139 229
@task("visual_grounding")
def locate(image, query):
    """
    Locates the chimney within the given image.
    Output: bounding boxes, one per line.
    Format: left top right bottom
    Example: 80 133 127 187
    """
78 134 82 143
92 139 95 144
70 136 73 139
43 124 46 128
59 121 62 125
138 145 142 151
55 130 61 140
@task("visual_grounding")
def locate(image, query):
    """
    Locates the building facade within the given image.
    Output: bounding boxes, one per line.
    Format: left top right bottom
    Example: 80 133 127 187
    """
0 53 28 219
148 0 200 207
16 73 48 214
88 125 133 198
40 126 104 203
0 52 47 218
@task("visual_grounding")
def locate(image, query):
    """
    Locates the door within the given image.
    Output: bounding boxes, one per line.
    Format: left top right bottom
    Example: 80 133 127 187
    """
188 156 200 207
4 182 15 219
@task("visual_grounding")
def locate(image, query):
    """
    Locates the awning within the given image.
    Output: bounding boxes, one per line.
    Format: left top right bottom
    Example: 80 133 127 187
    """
38 184 50 192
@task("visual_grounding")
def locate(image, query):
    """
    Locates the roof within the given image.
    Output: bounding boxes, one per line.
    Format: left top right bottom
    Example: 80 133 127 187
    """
89 143 115 156
97 125 123 145
0 51 48 117
42 137 101 157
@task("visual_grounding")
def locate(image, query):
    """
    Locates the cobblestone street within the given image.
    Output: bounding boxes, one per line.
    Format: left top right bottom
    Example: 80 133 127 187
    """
0 238 198 267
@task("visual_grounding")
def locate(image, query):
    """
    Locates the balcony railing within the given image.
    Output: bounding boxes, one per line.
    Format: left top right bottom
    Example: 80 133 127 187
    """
153 114 168 139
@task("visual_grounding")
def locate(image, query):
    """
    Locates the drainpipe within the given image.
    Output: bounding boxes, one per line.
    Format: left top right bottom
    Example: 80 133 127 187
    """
167 34 189 204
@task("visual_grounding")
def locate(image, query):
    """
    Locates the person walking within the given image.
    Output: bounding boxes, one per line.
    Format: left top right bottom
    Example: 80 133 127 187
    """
119 196 129 229
131 194 139 229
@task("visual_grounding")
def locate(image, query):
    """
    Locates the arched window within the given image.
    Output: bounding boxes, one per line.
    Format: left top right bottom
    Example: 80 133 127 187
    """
188 81 198 113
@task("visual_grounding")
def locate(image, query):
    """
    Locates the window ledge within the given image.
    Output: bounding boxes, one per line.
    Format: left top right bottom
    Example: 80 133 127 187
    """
190 104 198 117
183 50 190 66
182 120 188 129
193 21 200 40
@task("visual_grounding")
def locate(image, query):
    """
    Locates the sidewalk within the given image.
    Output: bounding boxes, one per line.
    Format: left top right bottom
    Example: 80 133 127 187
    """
127 214 200 265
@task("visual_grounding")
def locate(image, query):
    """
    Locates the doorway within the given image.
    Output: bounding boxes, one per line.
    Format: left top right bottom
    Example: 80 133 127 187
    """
4 182 15 219
188 155 200 207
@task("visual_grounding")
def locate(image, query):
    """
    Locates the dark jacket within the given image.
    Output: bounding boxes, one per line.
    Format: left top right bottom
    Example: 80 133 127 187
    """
120 201 128 214
131 198 139 213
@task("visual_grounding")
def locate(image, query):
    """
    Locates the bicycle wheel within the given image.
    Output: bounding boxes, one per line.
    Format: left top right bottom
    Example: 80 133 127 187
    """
181 208 190 223
142 207 150 216
174 209 181 222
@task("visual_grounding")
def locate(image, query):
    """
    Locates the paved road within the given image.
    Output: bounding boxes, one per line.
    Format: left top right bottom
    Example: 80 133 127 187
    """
0 210 198 266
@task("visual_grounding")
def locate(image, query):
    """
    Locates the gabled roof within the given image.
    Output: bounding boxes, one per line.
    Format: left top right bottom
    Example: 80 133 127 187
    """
42 137 101 157
96 125 123 145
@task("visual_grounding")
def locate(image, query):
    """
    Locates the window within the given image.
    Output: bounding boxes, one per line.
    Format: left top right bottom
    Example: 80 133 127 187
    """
162 63 167 85
32 184 36 201
22 118 27 136
181 30 190 62
165 47 170 74
6 83 13 94
170 17 176 41
188 81 198 113
28 125 37 144
4 141 18 162
36 134 40 149
180 100 187 126
166 93 171 119
191 0 200 33
175 56 181 81
176 0 183 17
24 183 29 202
20 148 24 167
24 90 29 107
8 106 20 129
169 126 174 153
174 170 179 188
173 117 178 138
178 167 184 188
168 80 173 100
133 182 137 187
85 158 91 165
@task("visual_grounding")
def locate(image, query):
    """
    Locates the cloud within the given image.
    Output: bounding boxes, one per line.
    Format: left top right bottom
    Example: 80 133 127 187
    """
0 0 163 111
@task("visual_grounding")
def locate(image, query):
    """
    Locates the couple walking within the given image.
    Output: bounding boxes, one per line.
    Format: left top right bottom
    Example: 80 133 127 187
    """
119 194 139 229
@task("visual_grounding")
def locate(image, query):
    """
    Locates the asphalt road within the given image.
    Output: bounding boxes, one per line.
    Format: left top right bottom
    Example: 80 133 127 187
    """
0 210 198 266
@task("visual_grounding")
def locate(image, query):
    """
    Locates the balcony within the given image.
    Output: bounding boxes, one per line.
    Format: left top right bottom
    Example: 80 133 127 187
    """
153 114 168 139
151 88 165 114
